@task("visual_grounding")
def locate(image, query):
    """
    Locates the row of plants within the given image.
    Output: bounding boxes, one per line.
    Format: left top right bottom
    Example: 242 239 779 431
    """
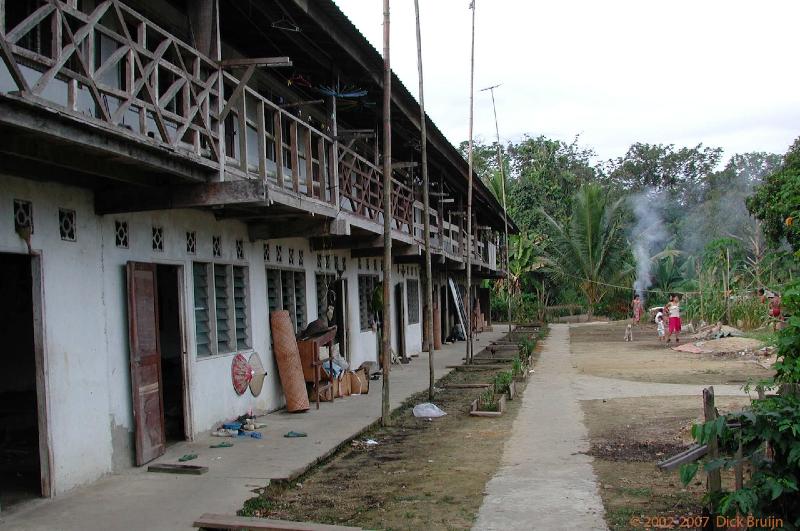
473 327 548 415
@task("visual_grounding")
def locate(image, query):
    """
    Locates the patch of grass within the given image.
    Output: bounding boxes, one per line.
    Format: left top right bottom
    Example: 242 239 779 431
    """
617 486 652 497
744 328 778 346
239 495 275 517
606 506 640 531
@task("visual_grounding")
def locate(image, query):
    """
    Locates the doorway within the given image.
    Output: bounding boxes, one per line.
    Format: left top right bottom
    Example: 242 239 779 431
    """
126 262 188 466
332 279 349 362
394 283 406 361
0 253 45 508
156 266 185 443
440 285 448 344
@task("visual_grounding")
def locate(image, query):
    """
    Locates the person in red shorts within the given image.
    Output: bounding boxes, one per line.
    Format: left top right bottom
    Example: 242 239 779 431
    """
631 293 644 325
770 292 782 331
665 293 682 344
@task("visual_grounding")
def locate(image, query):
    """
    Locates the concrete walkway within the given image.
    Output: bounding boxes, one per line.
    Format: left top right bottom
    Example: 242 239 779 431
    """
474 324 607 531
474 323 751 531
1 328 508 531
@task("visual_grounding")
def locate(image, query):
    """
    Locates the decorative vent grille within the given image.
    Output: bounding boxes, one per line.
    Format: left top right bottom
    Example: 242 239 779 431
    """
264 243 270 262
59 209 76 241
298 250 304 266
186 231 196 254
115 220 129 248
152 226 164 251
236 239 244 260
13 199 33 233
288 248 294 265
213 236 221 257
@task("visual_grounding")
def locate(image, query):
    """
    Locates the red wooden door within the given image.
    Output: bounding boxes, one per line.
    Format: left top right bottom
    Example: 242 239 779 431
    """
127 262 165 465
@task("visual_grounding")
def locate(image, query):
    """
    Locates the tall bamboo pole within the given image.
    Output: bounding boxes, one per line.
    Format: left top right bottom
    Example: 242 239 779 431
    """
465 0 476 364
414 0 435 400
380 0 393 427
482 84 512 333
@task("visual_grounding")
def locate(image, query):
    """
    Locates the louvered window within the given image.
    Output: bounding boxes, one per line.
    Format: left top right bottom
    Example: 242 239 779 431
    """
316 273 336 320
214 264 231 353
407 279 420 324
266 267 307 334
193 262 251 357
359 275 380 331
233 266 250 349
193 263 212 357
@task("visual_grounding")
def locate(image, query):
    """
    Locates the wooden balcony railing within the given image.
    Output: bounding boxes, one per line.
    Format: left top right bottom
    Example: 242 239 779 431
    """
0 0 439 245
0 0 222 165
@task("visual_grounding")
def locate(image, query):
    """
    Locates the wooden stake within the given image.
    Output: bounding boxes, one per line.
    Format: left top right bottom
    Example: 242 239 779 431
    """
465 0 476 364
414 0 435 400
381 0 393 427
703 387 722 512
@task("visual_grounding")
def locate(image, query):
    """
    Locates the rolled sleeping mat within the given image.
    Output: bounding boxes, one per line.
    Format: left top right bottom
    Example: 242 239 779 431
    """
270 310 310 413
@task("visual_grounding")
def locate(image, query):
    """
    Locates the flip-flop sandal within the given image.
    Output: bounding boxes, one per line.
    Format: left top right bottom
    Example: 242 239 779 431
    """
210 442 234 448
284 431 307 438
178 454 198 462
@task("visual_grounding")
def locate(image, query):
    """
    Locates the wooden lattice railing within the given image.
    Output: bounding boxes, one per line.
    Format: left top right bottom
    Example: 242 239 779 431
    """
0 0 222 164
0 0 427 239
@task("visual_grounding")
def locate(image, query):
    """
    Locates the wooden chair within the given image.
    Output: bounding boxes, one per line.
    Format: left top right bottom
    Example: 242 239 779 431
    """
297 326 337 409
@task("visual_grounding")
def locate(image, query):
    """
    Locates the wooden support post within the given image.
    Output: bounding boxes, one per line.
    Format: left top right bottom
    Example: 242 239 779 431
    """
274 111 284 187
380 0 393 427
703 386 722 519
256 100 267 181
305 128 314 197
466 0 476 364
290 120 300 192
414 0 435 400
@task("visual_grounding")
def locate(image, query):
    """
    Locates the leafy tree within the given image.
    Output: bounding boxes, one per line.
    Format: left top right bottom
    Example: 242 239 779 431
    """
747 138 800 253
604 142 723 206
508 135 599 235
538 184 631 317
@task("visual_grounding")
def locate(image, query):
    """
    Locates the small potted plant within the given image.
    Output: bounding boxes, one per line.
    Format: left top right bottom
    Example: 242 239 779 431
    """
470 387 507 417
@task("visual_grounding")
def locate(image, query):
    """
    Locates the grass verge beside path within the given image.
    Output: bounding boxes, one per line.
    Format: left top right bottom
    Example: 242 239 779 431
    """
238 334 545 530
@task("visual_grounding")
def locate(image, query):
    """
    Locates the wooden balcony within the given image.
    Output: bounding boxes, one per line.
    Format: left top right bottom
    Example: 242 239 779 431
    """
0 0 501 272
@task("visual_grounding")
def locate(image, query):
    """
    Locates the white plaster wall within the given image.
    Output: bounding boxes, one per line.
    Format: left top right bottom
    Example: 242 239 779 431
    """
0 175 112 495
0 173 429 495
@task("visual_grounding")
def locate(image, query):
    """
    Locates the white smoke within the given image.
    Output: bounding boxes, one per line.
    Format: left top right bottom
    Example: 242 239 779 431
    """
629 188 669 306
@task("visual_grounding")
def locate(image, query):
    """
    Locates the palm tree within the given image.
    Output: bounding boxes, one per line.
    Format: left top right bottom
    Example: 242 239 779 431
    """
539 184 631 318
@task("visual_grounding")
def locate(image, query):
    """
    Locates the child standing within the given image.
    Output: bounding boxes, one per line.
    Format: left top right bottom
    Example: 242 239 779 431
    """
666 293 682 344
632 294 644 325
655 308 665 341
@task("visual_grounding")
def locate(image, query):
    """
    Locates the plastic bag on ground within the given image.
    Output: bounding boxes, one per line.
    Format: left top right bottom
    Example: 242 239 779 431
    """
413 403 447 418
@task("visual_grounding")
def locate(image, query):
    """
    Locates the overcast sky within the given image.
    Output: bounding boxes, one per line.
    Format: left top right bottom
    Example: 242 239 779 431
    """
333 0 800 164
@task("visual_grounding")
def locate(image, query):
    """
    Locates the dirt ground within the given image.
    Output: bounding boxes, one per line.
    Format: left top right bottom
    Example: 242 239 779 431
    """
571 321 774 385
583 396 752 531
239 348 537 530
574 321 764 530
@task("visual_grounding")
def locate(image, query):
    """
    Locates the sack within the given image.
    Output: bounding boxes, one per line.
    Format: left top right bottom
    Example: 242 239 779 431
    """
350 368 369 394
337 372 351 397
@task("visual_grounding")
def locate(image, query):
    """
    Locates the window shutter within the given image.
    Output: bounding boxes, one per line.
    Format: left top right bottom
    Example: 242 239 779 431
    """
193 263 212 356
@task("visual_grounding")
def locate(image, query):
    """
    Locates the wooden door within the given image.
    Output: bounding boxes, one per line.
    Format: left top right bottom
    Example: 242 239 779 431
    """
127 262 166 466
335 279 349 361
394 283 406 360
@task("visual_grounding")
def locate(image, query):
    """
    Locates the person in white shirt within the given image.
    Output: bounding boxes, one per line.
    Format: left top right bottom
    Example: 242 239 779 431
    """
655 309 665 341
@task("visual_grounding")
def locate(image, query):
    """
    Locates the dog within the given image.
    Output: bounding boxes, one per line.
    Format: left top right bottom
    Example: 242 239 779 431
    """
623 323 634 342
